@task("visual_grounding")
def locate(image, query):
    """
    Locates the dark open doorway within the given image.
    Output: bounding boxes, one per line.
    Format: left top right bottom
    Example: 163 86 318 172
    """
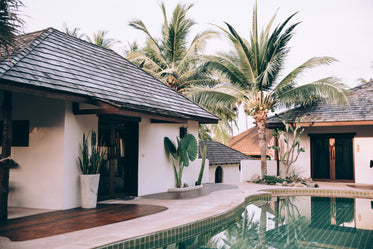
310 133 354 182
215 166 223 183
98 116 139 200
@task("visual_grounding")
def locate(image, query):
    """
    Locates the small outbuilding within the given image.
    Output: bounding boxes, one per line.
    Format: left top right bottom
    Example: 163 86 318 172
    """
199 141 253 183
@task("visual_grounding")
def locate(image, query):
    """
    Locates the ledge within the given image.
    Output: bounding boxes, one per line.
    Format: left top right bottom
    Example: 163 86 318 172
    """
168 185 203 192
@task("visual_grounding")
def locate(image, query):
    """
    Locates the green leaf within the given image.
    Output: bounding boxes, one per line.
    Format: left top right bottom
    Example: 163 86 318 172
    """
180 134 198 161
164 137 177 157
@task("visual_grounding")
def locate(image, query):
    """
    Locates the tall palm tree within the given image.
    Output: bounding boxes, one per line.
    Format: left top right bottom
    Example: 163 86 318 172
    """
204 3 348 177
128 2 218 93
0 0 23 221
87 30 115 49
127 3 239 143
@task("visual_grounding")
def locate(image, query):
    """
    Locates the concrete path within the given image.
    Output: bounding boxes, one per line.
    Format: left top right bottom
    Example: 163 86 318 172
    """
0 182 371 249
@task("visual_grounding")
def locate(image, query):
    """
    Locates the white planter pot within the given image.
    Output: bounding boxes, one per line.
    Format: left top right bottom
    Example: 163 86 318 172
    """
80 174 100 209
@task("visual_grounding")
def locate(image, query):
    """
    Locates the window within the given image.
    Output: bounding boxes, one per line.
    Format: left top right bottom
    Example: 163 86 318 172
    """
0 120 30 147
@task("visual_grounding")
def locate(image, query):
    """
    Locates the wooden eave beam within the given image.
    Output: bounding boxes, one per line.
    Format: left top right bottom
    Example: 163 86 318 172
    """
267 120 373 128
0 79 92 103
73 102 187 124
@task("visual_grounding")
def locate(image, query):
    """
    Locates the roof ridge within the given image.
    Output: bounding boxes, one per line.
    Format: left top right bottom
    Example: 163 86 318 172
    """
0 28 53 78
202 140 251 158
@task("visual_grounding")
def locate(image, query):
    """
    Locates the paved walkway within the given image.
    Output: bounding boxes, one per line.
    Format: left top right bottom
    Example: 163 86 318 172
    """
0 182 372 249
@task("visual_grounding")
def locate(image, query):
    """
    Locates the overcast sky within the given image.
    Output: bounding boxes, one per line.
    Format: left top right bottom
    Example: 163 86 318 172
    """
21 0 373 132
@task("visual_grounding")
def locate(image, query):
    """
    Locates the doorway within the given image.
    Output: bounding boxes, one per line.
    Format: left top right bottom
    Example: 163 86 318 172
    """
215 166 223 183
98 116 139 200
310 134 354 182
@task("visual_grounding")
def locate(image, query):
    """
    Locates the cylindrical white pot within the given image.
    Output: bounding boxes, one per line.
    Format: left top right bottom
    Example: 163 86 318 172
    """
80 174 100 209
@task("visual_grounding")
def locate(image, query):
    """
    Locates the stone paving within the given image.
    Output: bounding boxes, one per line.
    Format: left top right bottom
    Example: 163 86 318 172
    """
0 182 372 249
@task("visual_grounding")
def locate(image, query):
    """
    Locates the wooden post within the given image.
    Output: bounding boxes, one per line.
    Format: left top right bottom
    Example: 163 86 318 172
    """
0 90 12 221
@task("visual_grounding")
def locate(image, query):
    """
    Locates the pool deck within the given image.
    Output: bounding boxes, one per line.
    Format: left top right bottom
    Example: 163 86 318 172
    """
1 182 372 249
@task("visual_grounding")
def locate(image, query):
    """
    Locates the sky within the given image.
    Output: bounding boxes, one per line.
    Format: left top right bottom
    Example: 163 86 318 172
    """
20 0 373 133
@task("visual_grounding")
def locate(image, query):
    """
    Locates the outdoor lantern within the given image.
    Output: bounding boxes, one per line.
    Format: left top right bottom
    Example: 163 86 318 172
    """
179 127 187 138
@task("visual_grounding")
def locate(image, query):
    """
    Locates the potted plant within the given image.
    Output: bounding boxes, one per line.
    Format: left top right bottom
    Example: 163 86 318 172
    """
164 134 198 188
78 131 106 208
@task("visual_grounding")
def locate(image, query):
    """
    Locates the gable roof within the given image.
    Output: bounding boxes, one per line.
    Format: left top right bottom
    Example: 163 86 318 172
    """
267 81 373 127
199 140 253 165
229 126 275 157
0 28 218 124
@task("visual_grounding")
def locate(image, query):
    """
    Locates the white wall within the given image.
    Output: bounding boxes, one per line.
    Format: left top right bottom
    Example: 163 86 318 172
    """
7 94 65 209
354 137 373 184
240 160 277 182
138 119 204 196
296 125 373 183
210 164 241 183
63 103 97 209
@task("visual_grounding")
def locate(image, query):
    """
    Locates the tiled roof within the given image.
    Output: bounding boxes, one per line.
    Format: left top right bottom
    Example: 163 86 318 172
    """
0 28 218 123
267 81 373 126
229 126 275 157
199 141 253 165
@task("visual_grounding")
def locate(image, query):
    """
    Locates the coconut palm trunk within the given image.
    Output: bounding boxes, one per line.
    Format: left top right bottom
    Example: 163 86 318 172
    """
254 112 268 178
0 90 12 221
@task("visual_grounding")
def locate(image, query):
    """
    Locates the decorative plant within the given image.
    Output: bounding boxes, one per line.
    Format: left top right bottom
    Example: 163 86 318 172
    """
164 134 198 188
269 117 305 177
78 131 106 174
195 145 207 186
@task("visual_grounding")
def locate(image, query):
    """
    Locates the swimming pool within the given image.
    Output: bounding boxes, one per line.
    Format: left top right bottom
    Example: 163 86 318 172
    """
205 196 373 249
97 192 373 249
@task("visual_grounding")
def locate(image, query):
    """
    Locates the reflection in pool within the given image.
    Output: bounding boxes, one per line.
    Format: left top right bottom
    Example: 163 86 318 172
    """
167 196 373 249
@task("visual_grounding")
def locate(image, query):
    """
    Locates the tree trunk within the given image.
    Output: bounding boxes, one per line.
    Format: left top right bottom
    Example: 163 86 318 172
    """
255 112 267 178
0 90 12 221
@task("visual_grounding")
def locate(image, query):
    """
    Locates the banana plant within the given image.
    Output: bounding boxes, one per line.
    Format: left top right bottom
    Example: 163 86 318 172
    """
164 134 198 188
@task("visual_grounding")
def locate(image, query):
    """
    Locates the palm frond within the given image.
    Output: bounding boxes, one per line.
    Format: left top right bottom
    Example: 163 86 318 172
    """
178 30 219 69
273 56 338 95
277 77 349 108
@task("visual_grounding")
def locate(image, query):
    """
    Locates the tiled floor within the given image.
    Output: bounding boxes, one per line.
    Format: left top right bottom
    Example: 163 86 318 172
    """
0 182 372 249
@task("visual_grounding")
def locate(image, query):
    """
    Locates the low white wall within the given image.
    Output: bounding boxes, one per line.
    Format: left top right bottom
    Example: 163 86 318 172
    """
354 137 373 184
240 160 277 182
138 119 203 196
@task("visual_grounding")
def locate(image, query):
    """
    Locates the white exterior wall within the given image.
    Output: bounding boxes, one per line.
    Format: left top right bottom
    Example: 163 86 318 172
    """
138 119 205 196
354 137 373 184
8 94 65 209
208 164 240 183
63 102 97 209
6 93 98 209
240 160 277 182
296 125 373 183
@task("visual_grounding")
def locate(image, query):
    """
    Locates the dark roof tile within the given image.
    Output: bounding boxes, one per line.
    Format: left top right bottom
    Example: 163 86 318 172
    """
0 28 218 123
268 81 373 125
199 141 253 165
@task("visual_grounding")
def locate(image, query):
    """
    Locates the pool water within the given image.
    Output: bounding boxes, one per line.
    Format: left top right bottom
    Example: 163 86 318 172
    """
169 196 373 249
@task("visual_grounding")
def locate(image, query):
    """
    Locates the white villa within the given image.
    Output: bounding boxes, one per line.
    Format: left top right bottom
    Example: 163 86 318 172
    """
0 28 218 210
267 82 373 185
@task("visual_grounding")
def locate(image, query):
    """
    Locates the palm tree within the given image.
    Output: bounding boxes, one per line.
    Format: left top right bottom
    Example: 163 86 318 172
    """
63 23 84 39
128 3 240 142
204 3 348 177
86 30 115 49
0 0 23 52
128 2 218 93
0 0 23 221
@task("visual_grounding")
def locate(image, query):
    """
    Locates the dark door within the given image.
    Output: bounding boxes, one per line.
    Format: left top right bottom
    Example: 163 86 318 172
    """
311 134 354 181
98 117 139 200
215 166 223 183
